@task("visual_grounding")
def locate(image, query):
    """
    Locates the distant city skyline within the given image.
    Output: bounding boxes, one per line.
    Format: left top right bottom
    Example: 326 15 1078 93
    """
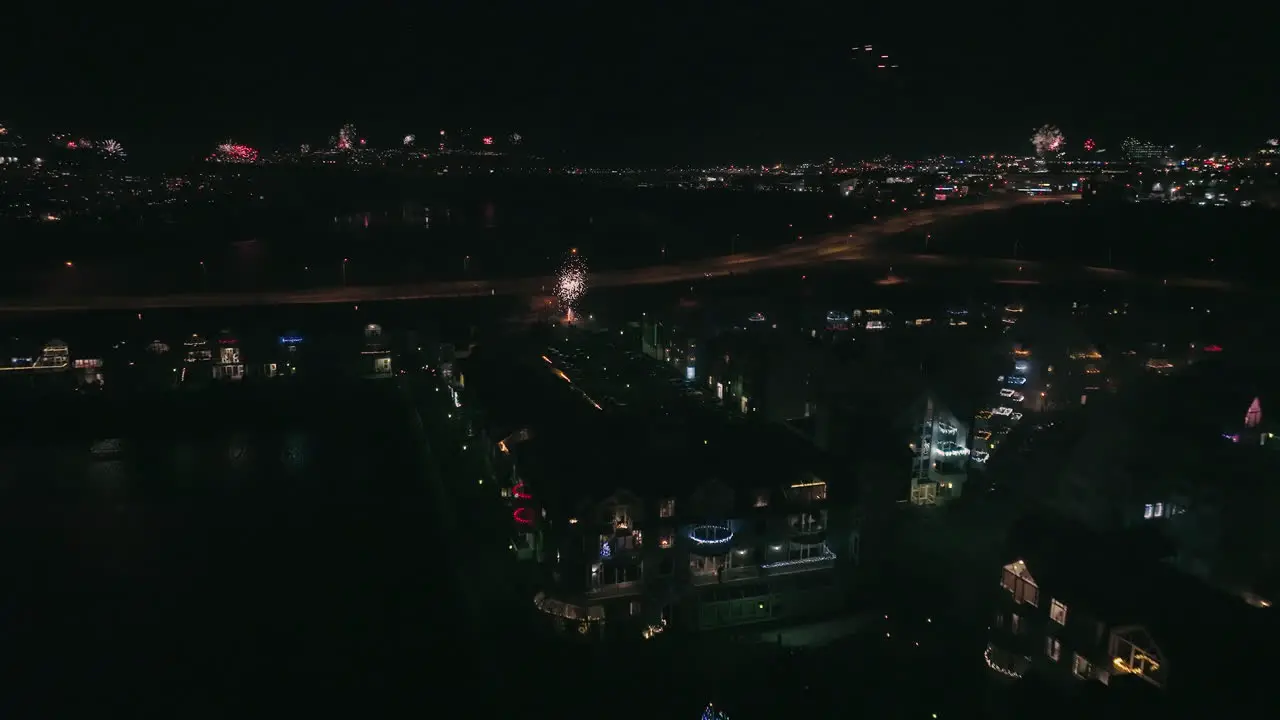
7 8 1275 163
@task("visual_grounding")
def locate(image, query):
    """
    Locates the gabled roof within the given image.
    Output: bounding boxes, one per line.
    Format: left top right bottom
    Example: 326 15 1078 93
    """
1003 513 1277 697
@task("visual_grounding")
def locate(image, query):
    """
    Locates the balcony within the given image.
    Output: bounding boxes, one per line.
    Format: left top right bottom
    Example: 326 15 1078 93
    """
690 565 761 586
760 544 837 577
586 580 643 599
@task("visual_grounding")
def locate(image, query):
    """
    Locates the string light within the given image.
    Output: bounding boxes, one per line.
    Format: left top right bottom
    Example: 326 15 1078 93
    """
984 645 1025 679
688 525 734 545
760 544 837 569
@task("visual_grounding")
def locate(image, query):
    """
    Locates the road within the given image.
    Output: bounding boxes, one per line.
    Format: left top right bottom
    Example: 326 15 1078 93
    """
0 194 1087 313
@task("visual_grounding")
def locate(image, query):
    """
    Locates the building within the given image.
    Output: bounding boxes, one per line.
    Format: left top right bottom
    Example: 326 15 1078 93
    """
360 323 394 377
700 322 823 422
908 395 972 504
510 414 860 642
985 516 1273 710
213 331 245 381
1121 137 1172 166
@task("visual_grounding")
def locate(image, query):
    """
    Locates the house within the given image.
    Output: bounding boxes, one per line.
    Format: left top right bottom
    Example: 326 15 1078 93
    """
507 412 861 642
360 324 393 377
985 515 1274 710
212 331 245 381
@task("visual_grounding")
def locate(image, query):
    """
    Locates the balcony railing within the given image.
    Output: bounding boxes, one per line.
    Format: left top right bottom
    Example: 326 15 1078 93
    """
586 580 643 598
763 554 835 577
760 545 837 577
690 566 761 586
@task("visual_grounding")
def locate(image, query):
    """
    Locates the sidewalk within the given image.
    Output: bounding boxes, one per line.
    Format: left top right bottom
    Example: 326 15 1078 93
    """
747 613 876 648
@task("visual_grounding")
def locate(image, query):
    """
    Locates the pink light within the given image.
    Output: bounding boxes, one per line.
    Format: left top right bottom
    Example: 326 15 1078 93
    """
512 481 532 499
513 507 533 525
359 138 366 145
482 136 494 146
1204 344 1223 352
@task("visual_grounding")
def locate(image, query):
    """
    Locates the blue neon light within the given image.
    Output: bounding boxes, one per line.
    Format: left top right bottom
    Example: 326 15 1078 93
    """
279 336 303 345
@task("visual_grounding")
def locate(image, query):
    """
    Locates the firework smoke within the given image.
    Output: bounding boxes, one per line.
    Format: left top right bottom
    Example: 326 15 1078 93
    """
1031 124 1065 156
556 250 588 322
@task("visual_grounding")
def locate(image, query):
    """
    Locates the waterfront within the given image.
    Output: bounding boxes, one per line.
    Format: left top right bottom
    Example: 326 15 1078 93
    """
0 381 482 712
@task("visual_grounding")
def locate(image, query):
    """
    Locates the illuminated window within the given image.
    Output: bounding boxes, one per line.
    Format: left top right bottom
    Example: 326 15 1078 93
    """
1153 502 1164 518
1011 613 1021 634
1144 504 1154 519
788 511 825 533
754 491 769 508
659 498 675 518
612 506 632 530
1045 636 1061 662
1050 599 1068 625
1072 653 1092 678
629 600 641 616
1001 560 1040 607
658 533 673 549
788 480 827 503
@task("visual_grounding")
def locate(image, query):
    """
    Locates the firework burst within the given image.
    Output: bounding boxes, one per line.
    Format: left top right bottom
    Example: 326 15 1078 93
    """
403 134 415 147
1031 124 1065 156
337 123 358 150
209 141 259 163
99 139 125 158
556 250 588 321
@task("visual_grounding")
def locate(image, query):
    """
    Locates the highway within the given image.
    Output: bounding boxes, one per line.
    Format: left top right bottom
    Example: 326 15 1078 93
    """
0 192 1235 313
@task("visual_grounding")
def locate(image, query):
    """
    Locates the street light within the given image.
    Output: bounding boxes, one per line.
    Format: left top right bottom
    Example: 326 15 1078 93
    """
342 257 349 286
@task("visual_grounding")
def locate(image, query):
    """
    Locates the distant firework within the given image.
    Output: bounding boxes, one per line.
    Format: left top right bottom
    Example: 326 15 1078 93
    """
482 136 494 146
403 134 415 147
300 143 311 154
337 123 357 150
99 139 125 158
556 250 588 321
209 141 259 163
1084 138 1096 152
1031 124 1065 156
509 132 522 145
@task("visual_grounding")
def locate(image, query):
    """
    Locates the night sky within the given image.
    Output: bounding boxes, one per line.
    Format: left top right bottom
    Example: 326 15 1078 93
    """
9 4 1276 163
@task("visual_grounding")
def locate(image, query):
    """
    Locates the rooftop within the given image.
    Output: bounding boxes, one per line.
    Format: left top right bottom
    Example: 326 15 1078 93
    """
1005 514 1277 699
512 404 834 513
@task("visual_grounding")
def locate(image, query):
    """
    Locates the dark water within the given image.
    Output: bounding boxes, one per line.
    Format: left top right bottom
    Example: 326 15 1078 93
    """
0 382 475 712
3 183 868 298
8 186 1277 306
